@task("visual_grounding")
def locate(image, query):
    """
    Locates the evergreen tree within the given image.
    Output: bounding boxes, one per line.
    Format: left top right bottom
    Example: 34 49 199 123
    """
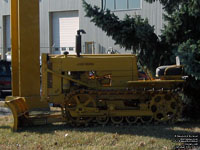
83 0 200 119
145 0 200 79
146 0 200 119
145 0 186 15
82 0 170 73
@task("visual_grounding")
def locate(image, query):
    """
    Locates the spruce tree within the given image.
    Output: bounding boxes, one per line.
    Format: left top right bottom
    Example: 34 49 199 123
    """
147 0 200 119
82 0 169 73
83 0 200 119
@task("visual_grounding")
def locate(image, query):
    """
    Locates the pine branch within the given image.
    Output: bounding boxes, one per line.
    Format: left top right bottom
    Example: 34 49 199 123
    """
82 0 162 72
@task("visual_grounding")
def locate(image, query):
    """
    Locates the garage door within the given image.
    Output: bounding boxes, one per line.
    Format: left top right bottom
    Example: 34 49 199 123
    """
52 11 79 54
5 15 11 52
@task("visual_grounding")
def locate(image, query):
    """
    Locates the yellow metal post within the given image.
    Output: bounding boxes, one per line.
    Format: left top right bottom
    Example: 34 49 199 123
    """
18 0 40 96
6 0 49 131
11 0 40 96
11 0 19 96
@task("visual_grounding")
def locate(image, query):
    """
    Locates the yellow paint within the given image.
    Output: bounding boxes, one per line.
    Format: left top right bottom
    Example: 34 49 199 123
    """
6 0 185 131
6 0 49 131
18 0 40 96
5 97 28 131
10 0 40 97
11 0 19 96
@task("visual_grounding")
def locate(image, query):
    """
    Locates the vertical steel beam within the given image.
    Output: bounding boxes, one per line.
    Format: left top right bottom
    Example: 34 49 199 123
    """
11 0 40 97
18 0 40 96
11 0 19 96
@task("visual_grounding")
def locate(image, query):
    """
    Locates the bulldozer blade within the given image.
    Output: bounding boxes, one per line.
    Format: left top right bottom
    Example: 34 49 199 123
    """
4 97 28 131
4 96 50 131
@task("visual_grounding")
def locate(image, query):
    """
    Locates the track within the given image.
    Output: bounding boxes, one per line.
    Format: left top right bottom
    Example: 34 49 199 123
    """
62 89 182 126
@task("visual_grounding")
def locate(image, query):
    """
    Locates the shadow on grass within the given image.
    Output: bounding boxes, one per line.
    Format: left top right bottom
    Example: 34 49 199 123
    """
16 121 200 141
0 125 11 129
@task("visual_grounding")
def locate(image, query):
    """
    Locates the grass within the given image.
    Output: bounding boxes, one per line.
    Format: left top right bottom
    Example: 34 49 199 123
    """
0 101 4 107
0 115 200 150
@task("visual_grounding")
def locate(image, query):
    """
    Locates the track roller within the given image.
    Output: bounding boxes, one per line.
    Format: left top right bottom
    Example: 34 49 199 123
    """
140 116 153 124
110 116 123 125
125 116 139 125
96 116 109 125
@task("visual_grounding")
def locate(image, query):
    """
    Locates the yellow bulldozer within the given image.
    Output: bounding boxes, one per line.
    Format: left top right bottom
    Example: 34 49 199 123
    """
4 0 185 131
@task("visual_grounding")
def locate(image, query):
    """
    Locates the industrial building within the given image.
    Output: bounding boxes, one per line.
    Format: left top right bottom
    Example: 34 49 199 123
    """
0 0 164 60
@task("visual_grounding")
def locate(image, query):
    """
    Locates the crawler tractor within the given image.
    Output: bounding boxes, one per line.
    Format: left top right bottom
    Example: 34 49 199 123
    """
4 0 184 131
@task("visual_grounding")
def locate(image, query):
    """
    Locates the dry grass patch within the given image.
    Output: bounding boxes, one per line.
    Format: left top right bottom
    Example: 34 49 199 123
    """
0 115 199 150
0 101 5 107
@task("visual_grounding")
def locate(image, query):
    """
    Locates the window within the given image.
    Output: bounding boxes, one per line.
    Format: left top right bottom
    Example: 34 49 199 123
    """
85 42 95 54
116 0 127 10
102 0 141 11
103 0 115 10
129 0 141 9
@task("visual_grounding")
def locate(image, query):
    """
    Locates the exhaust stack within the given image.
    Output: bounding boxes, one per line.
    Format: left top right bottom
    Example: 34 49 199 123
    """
76 29 86 57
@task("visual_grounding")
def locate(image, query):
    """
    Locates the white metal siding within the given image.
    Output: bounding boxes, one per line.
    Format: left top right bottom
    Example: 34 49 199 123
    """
0 0 164 56
5 15 11 51
52 11 79 54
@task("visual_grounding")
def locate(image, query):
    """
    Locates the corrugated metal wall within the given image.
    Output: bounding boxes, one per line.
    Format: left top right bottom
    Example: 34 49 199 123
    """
39 0 79 54
0 0 164 56
0 0 10 59
80 0 164 54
